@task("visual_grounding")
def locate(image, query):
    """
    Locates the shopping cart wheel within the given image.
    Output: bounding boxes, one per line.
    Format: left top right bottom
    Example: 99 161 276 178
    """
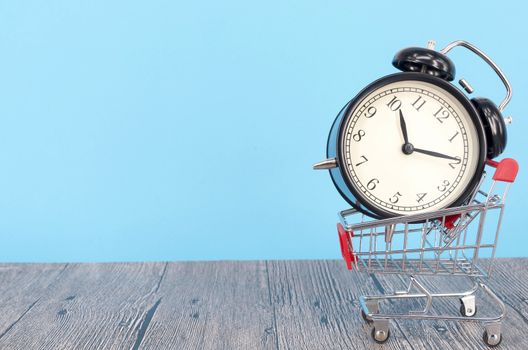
459 304 477 317
371 327 390 344
460 295 477 317
483 330 502 347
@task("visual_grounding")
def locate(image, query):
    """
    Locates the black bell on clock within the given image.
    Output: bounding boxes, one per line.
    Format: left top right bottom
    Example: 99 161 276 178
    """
314 40 513 219
391 43 509 160
392 46 456 81
471 97 508 159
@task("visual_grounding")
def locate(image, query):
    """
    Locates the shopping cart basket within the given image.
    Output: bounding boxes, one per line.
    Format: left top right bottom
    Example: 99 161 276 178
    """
337 158 519 346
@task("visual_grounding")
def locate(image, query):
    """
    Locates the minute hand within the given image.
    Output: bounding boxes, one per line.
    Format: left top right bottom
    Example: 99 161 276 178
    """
413 148 459 161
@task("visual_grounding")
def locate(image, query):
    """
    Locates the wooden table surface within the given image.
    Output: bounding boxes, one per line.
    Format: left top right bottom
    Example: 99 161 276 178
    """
0 259 526 349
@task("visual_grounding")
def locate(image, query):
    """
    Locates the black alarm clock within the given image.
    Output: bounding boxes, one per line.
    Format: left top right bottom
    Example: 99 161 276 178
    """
314 40 512 219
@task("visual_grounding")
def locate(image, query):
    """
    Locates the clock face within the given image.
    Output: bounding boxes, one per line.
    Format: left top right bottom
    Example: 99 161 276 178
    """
340 79 482 216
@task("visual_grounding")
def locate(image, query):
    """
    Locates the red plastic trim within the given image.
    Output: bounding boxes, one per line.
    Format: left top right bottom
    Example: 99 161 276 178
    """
337 223 356 270
487 158 519 183
443 214 460 229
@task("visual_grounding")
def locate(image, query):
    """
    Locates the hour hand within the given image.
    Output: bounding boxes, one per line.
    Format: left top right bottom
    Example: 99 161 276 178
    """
399 110 409 144
413 148 459 161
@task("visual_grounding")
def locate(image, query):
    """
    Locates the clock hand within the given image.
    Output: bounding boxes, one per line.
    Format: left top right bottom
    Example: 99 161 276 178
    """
399 109 458 161
398 110 409 144
413 147 459 161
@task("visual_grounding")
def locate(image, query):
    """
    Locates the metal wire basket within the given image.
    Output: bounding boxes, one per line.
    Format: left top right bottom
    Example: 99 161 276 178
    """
336 158 519 346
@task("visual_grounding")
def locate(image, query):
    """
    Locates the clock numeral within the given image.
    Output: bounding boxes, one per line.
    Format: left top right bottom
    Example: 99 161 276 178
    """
389 191 402 204
448 131 459 142
416 192 427 203
437 180 450 192
386 96 402 111
352 129 365 142
367 178 379 190
433 106 450 123
363 106 377 118
412 95 427 111
449 156 462 169
355 155 368 167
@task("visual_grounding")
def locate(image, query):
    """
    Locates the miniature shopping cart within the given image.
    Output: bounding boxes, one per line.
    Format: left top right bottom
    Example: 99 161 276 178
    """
337 158 519 346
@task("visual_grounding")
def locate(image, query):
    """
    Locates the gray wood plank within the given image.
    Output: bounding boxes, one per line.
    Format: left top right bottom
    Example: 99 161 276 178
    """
0 264 67 340
484 259 528 322
267 260 412 350
0 262 166 350
0 259 526 349
138 261 276 350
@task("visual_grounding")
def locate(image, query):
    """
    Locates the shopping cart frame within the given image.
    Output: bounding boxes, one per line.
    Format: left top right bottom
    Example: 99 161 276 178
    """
336 158 519 346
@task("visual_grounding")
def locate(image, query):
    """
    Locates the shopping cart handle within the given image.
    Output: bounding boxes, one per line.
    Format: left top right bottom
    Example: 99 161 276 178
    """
486 158 519 183
337 223 356 270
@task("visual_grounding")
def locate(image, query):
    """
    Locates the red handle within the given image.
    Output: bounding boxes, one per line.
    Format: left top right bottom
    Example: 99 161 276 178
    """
487 158 519 183
337 223 356 270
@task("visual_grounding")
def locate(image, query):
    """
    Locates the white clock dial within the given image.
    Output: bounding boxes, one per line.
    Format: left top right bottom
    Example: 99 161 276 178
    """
341 80 481 216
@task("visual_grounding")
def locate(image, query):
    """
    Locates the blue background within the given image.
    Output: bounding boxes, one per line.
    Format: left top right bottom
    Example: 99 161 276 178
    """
0 1 525 262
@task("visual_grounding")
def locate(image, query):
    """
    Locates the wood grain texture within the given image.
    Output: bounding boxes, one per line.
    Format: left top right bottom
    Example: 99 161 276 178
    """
0 262 167 350
138 261 276 350
0 259 525 349
0 264 67 341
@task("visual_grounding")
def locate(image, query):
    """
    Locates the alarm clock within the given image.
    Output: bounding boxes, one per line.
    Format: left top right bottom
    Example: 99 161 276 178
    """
314 40 512 219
